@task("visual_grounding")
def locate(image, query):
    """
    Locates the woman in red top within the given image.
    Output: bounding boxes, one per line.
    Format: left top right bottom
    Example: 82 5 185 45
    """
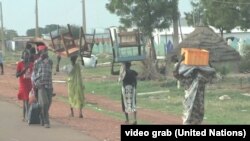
16 45 34 121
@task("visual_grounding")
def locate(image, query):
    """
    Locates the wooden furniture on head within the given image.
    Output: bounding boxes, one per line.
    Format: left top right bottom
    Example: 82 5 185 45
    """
79 27 96 58
50 24 79 57
49 24 96 67
109 28 146 63
118 31 141 47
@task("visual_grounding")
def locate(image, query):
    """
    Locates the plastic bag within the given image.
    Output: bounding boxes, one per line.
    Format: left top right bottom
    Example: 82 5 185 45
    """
29 89 36 104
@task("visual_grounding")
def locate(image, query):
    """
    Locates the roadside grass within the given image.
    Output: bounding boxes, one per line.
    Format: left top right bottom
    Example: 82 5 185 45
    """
84 69 250 124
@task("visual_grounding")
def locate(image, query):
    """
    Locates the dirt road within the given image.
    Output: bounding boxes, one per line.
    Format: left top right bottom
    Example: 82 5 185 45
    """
0 100 99 141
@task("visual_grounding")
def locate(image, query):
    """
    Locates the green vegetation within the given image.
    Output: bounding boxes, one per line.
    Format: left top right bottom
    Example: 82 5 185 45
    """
185 0 250 37
84 62 250 124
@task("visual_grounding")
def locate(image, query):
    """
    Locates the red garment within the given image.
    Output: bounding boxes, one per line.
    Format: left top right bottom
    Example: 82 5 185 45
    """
16 61 34 100
37 45 47 51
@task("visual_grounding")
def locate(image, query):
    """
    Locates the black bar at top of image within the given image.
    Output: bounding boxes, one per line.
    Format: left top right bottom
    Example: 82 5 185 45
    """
121 125 250 141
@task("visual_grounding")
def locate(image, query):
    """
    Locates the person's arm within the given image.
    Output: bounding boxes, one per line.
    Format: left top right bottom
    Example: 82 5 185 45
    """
56 55 61 72
133 70 138 88
173 53 185 78
16 62 29 78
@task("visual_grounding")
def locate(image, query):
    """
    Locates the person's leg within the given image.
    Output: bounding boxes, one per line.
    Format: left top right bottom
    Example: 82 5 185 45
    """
22 101 25 121
43 103 50 128
124 112 129 124
39 111 44 126
70 107 74 117
132 111 137 125
79 107 83 118
38 88 45 126
0 63 3 74
56 55 61 72
47 88 53 110
44 88 53 128
24 100 29 121
121 88 129 123
194 87 205 124
38 88 50 128
132 87 137 125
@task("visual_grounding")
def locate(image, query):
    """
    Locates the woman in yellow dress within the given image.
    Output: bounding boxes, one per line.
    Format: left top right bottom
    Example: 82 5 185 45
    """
67 55 85 118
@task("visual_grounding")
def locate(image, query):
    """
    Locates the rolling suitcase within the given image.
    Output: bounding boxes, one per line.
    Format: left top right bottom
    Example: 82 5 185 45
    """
28 102 41 125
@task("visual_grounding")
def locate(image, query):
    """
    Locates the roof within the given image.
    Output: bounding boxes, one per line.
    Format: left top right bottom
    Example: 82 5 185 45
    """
172 26 241 62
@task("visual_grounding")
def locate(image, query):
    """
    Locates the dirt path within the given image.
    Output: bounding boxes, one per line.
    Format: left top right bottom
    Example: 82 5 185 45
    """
0 64 181 141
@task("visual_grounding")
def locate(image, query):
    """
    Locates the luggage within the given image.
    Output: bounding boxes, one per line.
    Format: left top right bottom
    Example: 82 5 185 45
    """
27 102 41 125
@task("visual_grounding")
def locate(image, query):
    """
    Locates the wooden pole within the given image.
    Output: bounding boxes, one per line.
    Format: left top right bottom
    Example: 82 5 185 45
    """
35 0 39 38
82 0 86 33
0 2 5 56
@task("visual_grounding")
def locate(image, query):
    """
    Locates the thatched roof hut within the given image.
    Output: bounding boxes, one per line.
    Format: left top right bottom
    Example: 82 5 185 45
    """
172 26 241 63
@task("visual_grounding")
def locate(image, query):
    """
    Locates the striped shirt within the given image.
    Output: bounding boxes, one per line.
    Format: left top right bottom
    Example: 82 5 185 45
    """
34 57 53 89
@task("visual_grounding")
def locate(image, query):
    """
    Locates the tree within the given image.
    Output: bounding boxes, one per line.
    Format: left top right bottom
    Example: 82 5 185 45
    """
5 30 18 40
26 27 44 37
172 0 179 48
185 0 240 37
106 0 174 59
202 0 240 37
43 24 60 34
106 0 175 79
184 0 207 26
0 29 18 40
26 24 82 39
238 0 250 30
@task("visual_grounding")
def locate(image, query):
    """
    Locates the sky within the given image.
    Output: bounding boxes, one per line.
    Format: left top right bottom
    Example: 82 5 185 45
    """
0 0 192 36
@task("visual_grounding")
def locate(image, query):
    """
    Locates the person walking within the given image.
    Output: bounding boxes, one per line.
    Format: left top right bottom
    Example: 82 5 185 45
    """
111 61 138 124
0 51 3 75
16 49 34 121
173 53 216 125
63 55 85 118
33 45 53 128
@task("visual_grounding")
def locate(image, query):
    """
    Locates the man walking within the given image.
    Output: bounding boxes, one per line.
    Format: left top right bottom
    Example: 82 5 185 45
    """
33 45 53 128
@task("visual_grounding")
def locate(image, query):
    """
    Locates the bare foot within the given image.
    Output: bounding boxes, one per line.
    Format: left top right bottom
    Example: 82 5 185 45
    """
124 120 129 124
132 121 137 125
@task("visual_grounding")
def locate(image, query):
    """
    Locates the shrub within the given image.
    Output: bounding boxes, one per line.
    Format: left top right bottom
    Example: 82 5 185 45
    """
239 44 250 72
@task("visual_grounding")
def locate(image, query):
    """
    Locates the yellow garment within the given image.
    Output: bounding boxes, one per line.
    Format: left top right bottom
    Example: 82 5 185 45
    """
67 63 85 109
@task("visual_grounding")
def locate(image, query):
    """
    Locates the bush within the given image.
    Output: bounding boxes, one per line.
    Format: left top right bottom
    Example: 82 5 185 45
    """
239 59 250 72
239 44 250 72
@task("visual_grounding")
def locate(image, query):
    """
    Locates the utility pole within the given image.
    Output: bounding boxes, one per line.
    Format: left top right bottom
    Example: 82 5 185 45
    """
0 2 5 56
82 0 86 33
35 0 39 38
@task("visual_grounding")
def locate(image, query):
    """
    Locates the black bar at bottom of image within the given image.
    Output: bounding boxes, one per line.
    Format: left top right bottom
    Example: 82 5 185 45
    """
121 125 250 140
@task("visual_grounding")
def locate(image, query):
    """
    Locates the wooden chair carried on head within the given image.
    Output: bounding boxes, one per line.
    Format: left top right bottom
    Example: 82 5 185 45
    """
50 24 96 69
79 27 96 58
109 28 146 63
50 24 80 57
50 24 80 72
